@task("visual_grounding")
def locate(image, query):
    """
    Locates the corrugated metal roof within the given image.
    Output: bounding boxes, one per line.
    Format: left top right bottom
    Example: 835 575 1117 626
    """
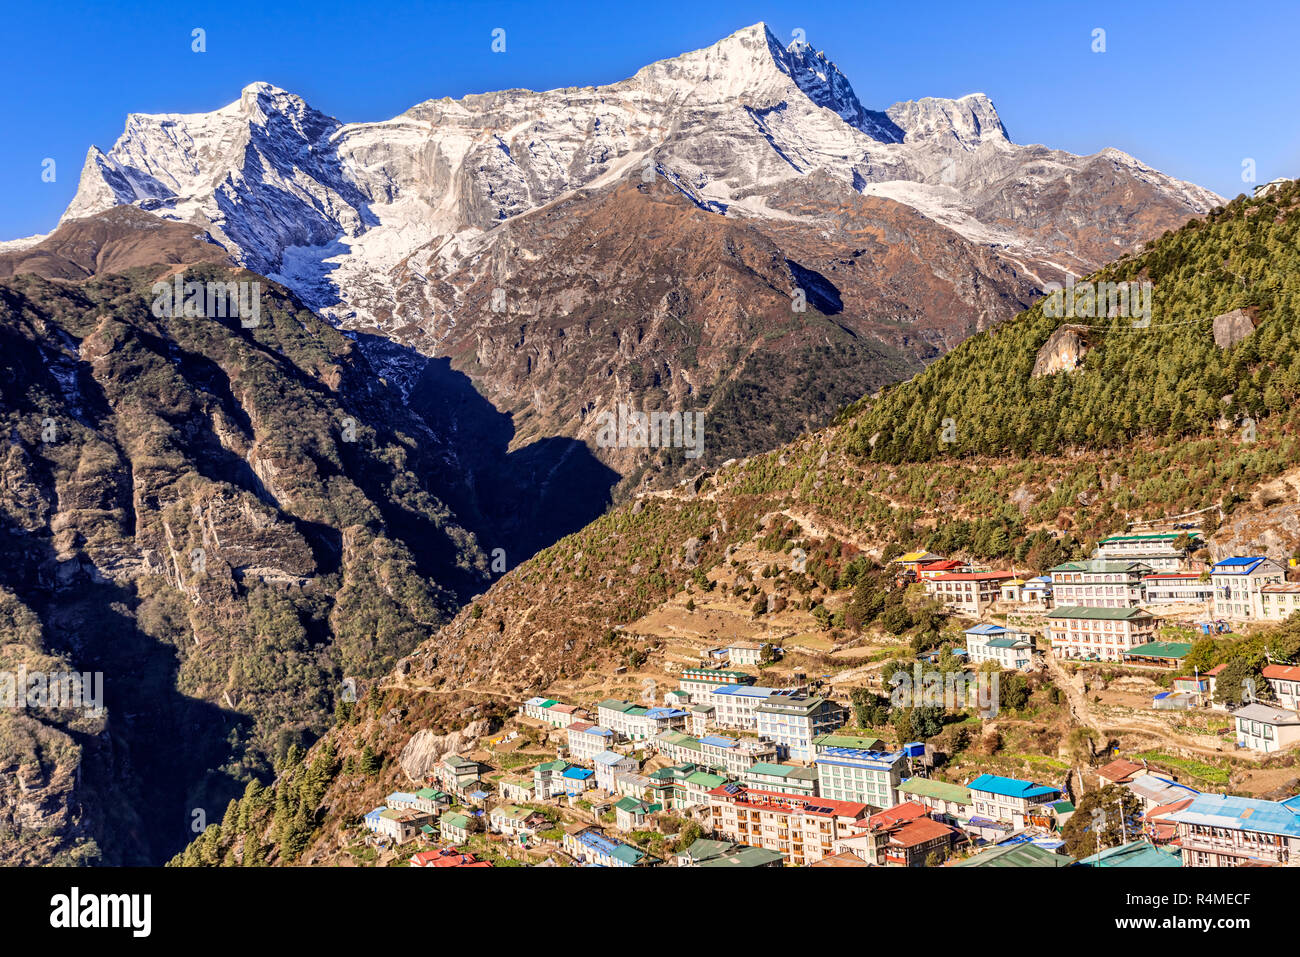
1168 793 1300 839
968 774 1059 800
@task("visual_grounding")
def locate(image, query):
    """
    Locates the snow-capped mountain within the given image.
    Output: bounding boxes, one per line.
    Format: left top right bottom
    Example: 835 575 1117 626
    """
53 22 1220 335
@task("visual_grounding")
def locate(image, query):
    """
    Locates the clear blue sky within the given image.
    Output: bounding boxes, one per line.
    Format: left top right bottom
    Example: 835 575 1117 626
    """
2 0 1297 239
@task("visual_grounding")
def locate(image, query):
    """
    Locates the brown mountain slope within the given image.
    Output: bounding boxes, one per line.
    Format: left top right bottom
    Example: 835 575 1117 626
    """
383 177 1045 485
0 206 230 280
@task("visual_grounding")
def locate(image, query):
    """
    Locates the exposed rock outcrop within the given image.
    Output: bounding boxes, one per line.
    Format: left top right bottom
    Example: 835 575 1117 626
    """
397 720 492 784
1213 308 1256 349
1031 324 1093 377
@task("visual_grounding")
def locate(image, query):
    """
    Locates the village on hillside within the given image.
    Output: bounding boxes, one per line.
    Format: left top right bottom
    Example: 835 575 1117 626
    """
360 526 1300 868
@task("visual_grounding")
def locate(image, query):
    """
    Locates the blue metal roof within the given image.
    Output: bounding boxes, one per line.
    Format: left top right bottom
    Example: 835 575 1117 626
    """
562 767 594 779
814 747 906 768
968 774 1060 800
712 685 778 698
385 791 417 803
699 735 737 748
965 623 1007 635
593 750 632 766
644 707 687 719
1212 557 1269 574
1168 793 1300 839
578 830 620 854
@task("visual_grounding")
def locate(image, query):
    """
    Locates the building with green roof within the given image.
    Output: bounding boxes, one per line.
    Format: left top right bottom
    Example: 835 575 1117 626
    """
677 838 783 868
897 777 973 820
1046 605 1159 662
440 812 473 845
1075 840 1181 867
813 733 884 752
1122 641 1193 665
954 842 1072 867
744 762 819 797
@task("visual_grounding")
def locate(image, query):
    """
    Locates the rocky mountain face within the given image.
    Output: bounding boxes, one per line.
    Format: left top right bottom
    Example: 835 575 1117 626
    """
47 23 1221 487
0 217 629 863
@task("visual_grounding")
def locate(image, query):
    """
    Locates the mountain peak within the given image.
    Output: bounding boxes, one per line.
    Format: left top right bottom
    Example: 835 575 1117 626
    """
886 92 1011 149
779 32 904 143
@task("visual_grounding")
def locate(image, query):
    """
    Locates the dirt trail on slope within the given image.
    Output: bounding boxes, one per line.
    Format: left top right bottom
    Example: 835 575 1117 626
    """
1043 652 1236 759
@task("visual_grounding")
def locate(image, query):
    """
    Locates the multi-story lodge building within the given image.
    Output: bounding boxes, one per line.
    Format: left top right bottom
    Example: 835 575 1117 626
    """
1211 557 1288 620
1093 532 1198 571
592 750 640 791
813 743 909 811
1142 572 1213 605
699 685 794 730
896 778 973 825
677 668 755 701
744 762 820 797
520 697 590 728
1170 793 1300 867
1048 560 1151 608
1260 582 1300 621
596 699 688 740
1232 703 1300 753
755 694 847 762
963 624 1035 670
566 722 615 762
967 774 1060 829
923 571 1014 615
1046 606 1158 661
1262 663 1300 710
648 764 728 810
706 785 869 866
915 559 970 581
699 734 780 777
835 801 959 867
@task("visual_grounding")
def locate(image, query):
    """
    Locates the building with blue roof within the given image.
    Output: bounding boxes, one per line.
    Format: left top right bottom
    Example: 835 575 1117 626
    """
698 734 780 776
964 624 1035 670
815 746 909 811
1211 556 1287 620
1169 792 1300 866
562 826 648 867
968 774 1061 829
591 749 639 792
702 685 797 730
385 791 419 809
597 698 688 740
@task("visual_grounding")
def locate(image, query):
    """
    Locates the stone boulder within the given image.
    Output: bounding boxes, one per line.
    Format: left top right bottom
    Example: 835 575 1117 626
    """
397 718 491 784
1212 309 1256 349
1031 324 1092 377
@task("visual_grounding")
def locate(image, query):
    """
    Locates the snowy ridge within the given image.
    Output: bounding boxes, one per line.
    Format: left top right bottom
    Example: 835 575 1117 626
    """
43 22 1222 330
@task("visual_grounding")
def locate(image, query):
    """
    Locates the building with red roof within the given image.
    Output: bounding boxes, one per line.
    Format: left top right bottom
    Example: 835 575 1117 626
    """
409 848 494 868
1263 663 1300 710
706 785 868 866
